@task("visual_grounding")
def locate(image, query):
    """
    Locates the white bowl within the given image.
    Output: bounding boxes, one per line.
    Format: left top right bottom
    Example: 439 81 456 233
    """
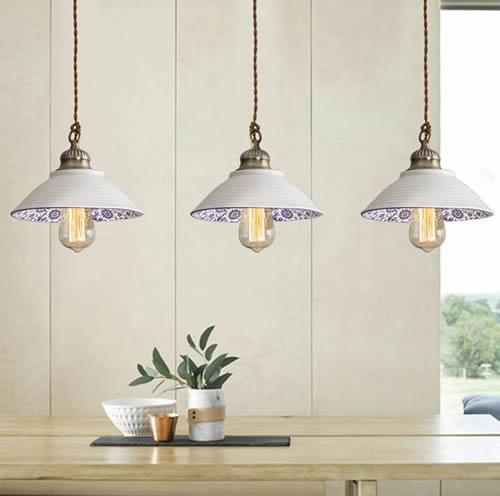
102 398 177 436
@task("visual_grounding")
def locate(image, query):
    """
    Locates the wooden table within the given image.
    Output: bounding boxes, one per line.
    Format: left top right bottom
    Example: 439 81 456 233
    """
1 416 500 496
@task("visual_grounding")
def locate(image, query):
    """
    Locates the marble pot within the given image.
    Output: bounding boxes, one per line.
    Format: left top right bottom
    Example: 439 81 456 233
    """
187 388 225 441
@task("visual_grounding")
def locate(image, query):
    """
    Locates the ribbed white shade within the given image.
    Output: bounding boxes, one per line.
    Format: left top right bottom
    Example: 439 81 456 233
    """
11 169 143 223
361 168 493 223
191 169 323 222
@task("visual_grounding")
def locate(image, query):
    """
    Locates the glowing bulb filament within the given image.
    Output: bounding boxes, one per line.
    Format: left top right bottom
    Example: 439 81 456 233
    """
238 208 275 253
58 208 96 253
249 208 267 243
418 208 437 242
409 208 445 253
68 208 88 243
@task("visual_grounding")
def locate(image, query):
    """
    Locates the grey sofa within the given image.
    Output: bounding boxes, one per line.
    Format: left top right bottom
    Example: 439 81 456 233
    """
463 395 500 421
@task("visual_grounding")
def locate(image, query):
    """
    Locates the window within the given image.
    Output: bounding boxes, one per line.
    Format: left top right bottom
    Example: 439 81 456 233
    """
441 10 500 414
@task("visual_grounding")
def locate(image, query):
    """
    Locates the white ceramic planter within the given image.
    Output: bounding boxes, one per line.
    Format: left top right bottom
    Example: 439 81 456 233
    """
187 389 225 442
102 398 176 437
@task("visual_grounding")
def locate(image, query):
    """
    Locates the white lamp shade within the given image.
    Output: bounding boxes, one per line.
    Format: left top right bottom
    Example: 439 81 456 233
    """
11 169 143 223
361 168 493 222
191 168 323 222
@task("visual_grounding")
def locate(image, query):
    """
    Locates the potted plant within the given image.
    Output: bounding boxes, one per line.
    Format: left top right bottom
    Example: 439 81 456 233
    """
129 325 238 441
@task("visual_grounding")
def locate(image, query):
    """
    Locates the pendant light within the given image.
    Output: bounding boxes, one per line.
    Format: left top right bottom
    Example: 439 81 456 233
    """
11 0 143 253
361 0 492 253
191 0 323 253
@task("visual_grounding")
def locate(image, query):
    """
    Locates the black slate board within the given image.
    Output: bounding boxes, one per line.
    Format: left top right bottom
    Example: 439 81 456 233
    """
91 435 290 447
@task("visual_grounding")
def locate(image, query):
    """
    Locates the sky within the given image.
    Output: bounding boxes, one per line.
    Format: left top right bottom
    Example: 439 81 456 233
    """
440 11 500 296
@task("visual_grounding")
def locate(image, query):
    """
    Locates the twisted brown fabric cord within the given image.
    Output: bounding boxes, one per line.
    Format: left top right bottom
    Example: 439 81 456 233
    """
420 0 431 143
70 0 81 142
249 0 261 142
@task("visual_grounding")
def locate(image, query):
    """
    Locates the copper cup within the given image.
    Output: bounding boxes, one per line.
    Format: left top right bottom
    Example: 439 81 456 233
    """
149 413 178 442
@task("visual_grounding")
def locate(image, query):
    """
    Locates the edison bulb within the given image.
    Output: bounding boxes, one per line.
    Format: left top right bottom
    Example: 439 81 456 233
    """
58 208 96 253
409 208 445 253
238 208 275 253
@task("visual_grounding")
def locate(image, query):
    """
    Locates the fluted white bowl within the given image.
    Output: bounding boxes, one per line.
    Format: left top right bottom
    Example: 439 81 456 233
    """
103 398 176 436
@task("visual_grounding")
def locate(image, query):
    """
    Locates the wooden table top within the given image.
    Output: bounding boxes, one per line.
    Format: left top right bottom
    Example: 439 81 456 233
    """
1 416 500 482
1 414 499 437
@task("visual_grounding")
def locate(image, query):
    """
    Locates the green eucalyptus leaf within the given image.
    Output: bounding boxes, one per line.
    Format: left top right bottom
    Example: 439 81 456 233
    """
145 366 158 377
182 355 193 387
137 364 147 376
221 356 239 369
187 334 197 350
185 355 199 388
152 348 171 378
194 363 207 389
178 356 196 388
199 325 215 350
152 379 165 394
204 353 227 382
188 356 199 374
129 376 154 386
195 363 207 376
206 372 232 389
177 359 188 380
205 343 217 361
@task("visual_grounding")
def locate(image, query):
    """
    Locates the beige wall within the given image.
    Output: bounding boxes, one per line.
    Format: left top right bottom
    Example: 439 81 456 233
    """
1 0 51 415
0 0 461 495
0 0 442 417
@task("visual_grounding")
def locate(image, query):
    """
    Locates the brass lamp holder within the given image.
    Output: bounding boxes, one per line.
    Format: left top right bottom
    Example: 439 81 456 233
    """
237 140 271 171
408 139 441 171
58 138 91 171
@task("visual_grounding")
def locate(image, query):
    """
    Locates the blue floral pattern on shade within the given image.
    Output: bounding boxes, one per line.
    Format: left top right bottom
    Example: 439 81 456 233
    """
192 208 322 222
11 208 142 223
228 209 241 221
361 207 492 223
48 210 61 221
